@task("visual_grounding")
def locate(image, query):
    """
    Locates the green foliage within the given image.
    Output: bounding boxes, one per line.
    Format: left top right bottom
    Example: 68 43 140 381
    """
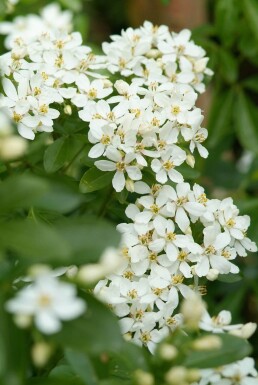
0 0 257 383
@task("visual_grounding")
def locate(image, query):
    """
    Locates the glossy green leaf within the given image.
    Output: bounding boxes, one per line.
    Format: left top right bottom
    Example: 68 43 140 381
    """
34 179 86 214
55 215 120 264
242 76 258 93
243 0 258 41
207 89 234 147
217 274 242 283
215 0 239 47
44 137 69 173
0 220 70 262
65 350 98 385
235 91 258 154
218 49 238 83
52 294 123 354
28 379 84 385
59 0 82 12
107 342 149 381
184 333 252 368
79 166 113 193
0 175 49 213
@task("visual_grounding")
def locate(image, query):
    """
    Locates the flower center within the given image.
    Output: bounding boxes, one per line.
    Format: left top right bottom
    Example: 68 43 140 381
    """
178 250 188 261
127 289 138 299
116 161 125 172
141 332 151 344
38 294 51 308
88 88 97 99
166 232 176 241
100 134 111 145
226 218 236 228
171 105 181 115
163 160 174 170
172 274 184 284
150 204 159 214
205 245 216 255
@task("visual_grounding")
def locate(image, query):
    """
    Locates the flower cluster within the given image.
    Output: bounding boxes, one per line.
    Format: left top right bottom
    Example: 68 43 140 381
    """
194 357 258 385
0 4 108 139
78 22 212 192
94 181 257 352
6 274 86 334
2 5 257 381
0 3 72 49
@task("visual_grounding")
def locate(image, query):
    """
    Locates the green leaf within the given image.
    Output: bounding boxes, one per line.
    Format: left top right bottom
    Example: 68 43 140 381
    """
176 165 200 180
0 220 70 263
218 49 238 83
235 91 258 154
243 0 258 42
0 175 49 213
52 294 123 354
34 178 86 214
242 75 258 93
80 167 113 193
65 350 98 385
44 137 69 173
184 333 252 368
107 342 149 381
215 0 239 47
217 274 242 283
55 215 120 264
28 379 84 385
59 0 82 12
237 197 258 212
207 89 234 147
0 301 28 385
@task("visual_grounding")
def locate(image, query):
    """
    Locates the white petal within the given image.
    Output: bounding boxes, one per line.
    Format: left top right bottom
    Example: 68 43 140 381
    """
112 171 125 192
35 311 61 334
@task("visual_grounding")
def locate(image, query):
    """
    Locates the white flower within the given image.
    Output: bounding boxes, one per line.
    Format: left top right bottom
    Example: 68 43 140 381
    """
6 276 86 334
221 357 258 385
151 146 186 184
95 147 142 192
194 224 231 277
199 310 243 334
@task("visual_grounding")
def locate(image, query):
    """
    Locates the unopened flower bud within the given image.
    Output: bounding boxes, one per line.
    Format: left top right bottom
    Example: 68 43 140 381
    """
11 47 27 60
28 264 51 278
193 335 222 351
78 264 105 284
194 58 208 73
134 369 154 385
165 366 187 385
0 136 27 161
14 314 32 329
78 248 122 284
186 154 195 168
31 342 52 367
66 265 78 278
146 49 160 59
186 369 201 382
102 79 113 88
159 343 178 360
185 226 192 235
125 178 135 192
114 80 128 95
123 332 132 341
181 293 206 329
206 268 219 281
64 105 72 115
229 322 257 339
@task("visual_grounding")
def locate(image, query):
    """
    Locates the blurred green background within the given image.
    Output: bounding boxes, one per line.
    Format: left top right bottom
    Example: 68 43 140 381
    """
1 0 258 364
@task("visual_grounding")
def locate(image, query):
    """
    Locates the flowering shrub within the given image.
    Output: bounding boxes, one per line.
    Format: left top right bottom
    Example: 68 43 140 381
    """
0 3 258 385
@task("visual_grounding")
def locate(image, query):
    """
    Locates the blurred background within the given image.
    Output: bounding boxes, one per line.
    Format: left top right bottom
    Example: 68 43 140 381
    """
1 0 258 361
